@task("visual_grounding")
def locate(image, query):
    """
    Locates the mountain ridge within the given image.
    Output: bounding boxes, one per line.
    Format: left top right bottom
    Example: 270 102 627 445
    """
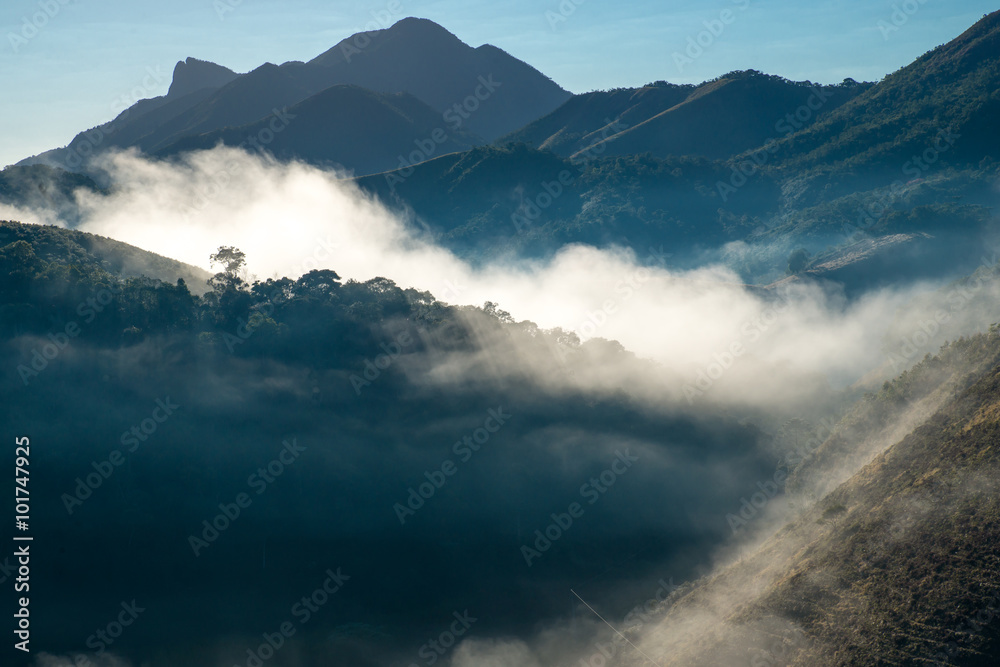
503 72 872 162
16 17 571 172
167 57 240 99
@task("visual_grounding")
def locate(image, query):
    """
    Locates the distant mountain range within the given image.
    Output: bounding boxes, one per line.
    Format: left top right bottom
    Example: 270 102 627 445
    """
766 12 1000 175
501 73 872 161
354 12 1000 287
5 12 1000 666
17 17 570 176
158 84 484 175
7 12 1000 289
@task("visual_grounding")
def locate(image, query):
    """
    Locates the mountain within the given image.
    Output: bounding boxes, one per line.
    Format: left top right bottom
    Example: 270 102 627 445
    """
133 62 321 154
7 12 1000 665
307 17 571 140
0 219 211 291
502 73 872 161
157 85 484 175
766 10 1000 176
167 57 240 98
354 142 780 260
17 61 242 171
622 328 1000 665
16 17 570 173
499 82 695 155
768 230 982 297
4 199 1000 665
8 13 1000 288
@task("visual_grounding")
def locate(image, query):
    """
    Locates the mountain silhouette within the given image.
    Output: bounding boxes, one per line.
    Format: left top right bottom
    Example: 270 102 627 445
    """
158 85 484 175
16 17 570 173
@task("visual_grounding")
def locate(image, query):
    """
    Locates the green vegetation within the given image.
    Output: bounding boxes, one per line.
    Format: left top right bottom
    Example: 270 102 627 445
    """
0 219 211 290
0 221 790 660
356 143 778 263
765 11 1000 176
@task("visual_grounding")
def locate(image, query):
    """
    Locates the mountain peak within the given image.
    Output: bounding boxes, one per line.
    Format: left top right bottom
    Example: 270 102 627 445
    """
372 16 463 42
309 17 466 68
167 57 239 99
913 9 1000 75
389 16 451 32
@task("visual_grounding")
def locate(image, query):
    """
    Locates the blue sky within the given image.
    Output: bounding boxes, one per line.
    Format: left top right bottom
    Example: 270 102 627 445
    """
1 0 996 168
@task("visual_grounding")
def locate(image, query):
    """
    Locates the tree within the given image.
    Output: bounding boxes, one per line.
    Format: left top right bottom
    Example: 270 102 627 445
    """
483 301 514 324
209 246 247 293
787 248 811 275
296 269 342 298
0 240 41 299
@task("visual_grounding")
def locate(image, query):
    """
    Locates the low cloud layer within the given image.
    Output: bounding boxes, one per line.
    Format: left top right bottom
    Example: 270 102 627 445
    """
8 146 1000 666
36 146 989 404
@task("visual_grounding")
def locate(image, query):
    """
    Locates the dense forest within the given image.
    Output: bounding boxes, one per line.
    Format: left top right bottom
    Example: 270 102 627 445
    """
1 221 794 666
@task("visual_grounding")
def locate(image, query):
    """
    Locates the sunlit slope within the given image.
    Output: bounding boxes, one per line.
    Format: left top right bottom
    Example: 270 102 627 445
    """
766 10 1000 174
0 220 211 292
629 330 1000 666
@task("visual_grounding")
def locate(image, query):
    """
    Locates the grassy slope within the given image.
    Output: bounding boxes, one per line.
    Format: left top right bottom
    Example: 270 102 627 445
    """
767 11 1000 175
501 74 871 163
628 331 1000 666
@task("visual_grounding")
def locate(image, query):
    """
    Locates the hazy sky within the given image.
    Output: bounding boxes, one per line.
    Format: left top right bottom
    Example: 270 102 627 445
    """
1 0 995 167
